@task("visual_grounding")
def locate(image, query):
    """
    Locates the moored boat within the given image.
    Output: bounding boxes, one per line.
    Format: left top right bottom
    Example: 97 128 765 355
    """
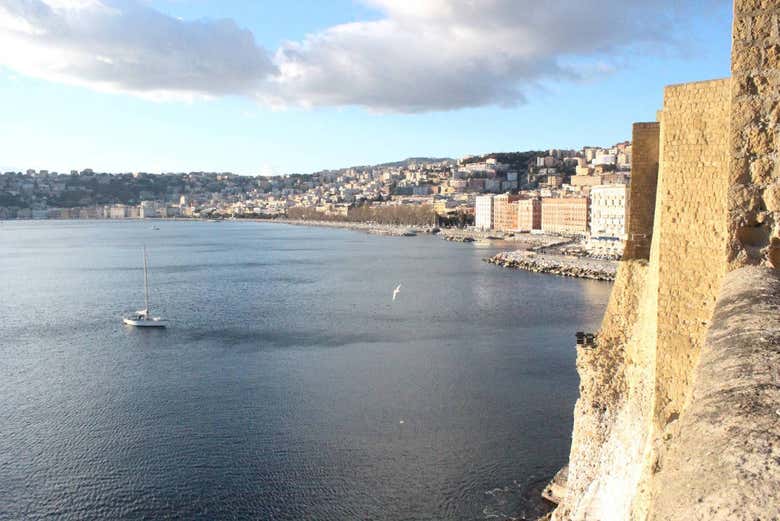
123 246 167 328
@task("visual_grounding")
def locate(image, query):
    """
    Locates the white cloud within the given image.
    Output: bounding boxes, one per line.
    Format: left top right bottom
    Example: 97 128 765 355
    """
0 0 712 111
268 0 703 112
0 0 275 100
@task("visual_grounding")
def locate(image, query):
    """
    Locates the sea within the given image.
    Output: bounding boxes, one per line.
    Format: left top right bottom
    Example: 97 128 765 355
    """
0 220 611 521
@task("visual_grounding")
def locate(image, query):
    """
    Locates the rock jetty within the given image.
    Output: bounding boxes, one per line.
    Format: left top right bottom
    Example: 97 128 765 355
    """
442 235 475 242
270 219 436 236
486 251 616 281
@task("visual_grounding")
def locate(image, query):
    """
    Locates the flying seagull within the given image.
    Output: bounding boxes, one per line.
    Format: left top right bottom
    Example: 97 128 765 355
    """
392 283 402 301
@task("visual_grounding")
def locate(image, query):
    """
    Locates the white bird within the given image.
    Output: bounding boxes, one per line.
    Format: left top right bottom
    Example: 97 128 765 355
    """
392 283 402 301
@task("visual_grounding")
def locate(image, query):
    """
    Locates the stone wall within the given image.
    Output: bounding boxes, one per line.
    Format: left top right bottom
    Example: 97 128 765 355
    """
730 0 780 270
649 267 780 520
553 80 733 520
549 3 780 519
652 79 731 427
624 123 660 261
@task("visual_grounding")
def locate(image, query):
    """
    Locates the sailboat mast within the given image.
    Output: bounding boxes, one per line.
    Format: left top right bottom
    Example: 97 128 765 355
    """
143 246 150 313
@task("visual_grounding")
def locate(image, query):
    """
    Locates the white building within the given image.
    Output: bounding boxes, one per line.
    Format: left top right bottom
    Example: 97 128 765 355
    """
475 195 494 231
140 200 159 218
594 154 617 166
588 184 629 257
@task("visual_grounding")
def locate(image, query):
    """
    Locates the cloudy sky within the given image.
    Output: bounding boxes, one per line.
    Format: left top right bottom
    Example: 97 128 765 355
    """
0 0 732 174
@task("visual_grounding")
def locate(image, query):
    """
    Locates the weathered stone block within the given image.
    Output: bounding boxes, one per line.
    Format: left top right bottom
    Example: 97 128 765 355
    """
749 155 775 183
734 15 752 40
751 13 773 39
734 14 752 40
764 181 780 211
745 123 773 153
765 43 780 67
734 0 761 12
731 157 751 184
737 0 780 11
732 44 763 71
769 236 780 268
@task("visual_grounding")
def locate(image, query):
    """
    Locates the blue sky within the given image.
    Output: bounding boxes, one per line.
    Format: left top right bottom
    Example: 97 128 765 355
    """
0 0 733 175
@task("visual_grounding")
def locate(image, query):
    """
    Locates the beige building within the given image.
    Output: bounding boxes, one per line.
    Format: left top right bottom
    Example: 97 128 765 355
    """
541 197 589 235
109 204 129 219
516 198 541 232
570 174 604 189
492 193 521 232
547 175 563 188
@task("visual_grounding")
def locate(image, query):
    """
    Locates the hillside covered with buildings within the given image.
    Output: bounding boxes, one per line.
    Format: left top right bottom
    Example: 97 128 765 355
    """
1 142 631 254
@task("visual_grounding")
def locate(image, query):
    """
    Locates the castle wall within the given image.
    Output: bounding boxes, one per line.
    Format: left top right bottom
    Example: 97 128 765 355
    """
552 3 780 520
730 0 780 269
624 123 660 261
649 266 780 521
551 120 666 521
552 79 733 521
652 79 731 425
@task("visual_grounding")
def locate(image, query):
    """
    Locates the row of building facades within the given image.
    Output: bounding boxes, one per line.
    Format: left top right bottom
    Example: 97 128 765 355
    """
10 198 195 220
474 183 629 256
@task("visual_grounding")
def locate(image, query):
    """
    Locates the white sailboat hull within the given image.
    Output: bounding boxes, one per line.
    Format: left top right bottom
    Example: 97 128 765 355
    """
123 317 167 327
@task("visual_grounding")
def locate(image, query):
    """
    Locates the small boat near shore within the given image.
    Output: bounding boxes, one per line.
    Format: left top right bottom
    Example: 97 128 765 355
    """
123 246 167 328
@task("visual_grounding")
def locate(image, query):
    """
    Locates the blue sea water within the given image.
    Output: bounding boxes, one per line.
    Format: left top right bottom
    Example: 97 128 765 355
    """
0 220 611 520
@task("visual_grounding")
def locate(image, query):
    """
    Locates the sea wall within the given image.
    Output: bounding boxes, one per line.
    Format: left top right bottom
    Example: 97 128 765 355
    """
551 2 780 519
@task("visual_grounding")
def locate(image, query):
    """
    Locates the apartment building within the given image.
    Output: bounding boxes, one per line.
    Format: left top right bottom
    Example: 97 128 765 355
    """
517 198 542 232
541 197 589 235
492 193 521 232
475 194 494 230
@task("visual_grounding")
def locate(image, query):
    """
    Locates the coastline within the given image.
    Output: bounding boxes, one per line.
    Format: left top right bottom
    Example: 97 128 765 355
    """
261 218 437 236
263 218 618 282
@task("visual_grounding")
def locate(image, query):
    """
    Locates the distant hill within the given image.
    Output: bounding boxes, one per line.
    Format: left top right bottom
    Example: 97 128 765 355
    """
309 157 455 175
308 152 554 175
460 150 545 169
374 157 455 168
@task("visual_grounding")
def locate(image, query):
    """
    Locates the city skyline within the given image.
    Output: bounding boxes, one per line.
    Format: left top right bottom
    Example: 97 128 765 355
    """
0 0 732 175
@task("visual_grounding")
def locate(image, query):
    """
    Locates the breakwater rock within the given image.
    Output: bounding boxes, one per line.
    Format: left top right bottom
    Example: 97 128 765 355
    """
442 235 475 243
269 219 436 236
486 251 616 281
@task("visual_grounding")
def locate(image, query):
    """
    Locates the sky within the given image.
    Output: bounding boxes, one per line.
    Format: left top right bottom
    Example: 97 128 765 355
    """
0 0 733 175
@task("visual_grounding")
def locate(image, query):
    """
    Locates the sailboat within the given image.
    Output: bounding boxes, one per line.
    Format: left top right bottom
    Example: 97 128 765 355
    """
123 246 167 328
